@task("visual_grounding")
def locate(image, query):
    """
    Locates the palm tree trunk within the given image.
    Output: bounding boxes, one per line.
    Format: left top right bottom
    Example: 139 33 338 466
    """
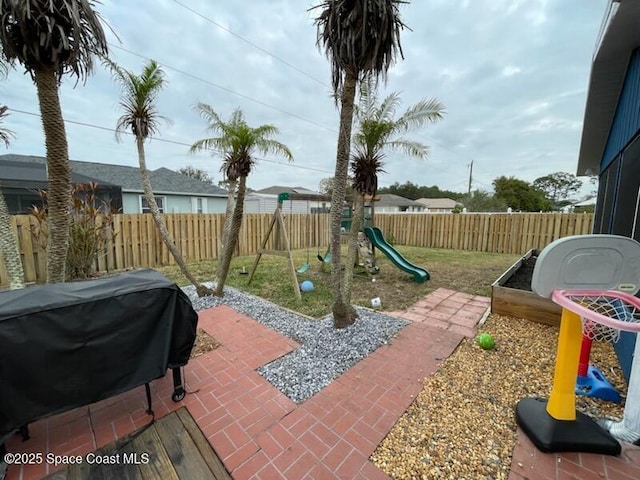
343 193 365 300
0 186 25 289
218 179 237 259
34 67 70 283
330 73 359 328
135 136 213 297
215 175 248 296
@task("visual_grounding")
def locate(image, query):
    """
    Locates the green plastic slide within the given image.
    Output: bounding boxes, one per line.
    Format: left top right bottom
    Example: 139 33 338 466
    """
364 227 430 283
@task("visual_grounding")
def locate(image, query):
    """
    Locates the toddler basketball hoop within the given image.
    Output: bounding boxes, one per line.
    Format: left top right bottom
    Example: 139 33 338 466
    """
516 234 640 455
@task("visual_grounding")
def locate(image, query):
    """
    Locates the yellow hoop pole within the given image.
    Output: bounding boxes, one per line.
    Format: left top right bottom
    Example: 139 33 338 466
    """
546 307 582 420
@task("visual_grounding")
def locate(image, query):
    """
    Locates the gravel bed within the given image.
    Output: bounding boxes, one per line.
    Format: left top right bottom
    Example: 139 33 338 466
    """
182 283 408 403
371 314 627 479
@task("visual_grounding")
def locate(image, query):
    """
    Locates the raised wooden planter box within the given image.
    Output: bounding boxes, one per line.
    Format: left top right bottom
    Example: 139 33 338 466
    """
491 248 561 327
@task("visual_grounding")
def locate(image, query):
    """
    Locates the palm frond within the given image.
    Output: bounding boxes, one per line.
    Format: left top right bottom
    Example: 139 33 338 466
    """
350 147 385 196
311 0 408 94
393 98 445 133
191 105 293 178
387 138 429 158
377 92 402 122
0 0 109 81
0 105 15 148
105 58 169 141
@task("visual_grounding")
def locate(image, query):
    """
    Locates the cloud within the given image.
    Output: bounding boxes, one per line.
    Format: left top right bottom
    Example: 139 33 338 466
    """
2 0 608 196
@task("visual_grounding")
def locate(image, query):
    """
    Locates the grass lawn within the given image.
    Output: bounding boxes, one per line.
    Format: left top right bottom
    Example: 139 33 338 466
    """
157 246 520 318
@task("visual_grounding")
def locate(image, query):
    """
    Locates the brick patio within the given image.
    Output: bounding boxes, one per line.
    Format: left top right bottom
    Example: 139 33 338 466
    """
4 288 639 479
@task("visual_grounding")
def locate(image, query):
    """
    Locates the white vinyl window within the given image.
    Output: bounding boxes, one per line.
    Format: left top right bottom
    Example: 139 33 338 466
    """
140 195 166 213
192 197 207 214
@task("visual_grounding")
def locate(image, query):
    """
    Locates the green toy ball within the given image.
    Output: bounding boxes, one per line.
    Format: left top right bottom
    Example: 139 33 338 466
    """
477 333 495 350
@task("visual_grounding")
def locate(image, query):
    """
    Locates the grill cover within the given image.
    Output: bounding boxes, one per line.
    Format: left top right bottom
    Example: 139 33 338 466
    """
0 269 198 440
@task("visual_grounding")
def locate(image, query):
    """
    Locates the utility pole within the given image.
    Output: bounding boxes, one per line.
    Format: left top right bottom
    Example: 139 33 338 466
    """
467 159 473 196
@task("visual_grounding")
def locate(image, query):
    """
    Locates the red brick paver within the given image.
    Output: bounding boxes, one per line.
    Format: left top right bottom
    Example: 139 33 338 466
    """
509 426 640 480
5 288 637 479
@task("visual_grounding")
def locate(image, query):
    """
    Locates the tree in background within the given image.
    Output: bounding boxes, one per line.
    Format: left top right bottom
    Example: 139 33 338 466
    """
0 105 24 289
190 104 292 297
493 176 551 212
461 189 508 212
178 165 214 185
106 59 213 297
347 82 444 297
312 0 408 328
378 181 465 201
0 0 109 283
318 176 355 198
533 172 583 210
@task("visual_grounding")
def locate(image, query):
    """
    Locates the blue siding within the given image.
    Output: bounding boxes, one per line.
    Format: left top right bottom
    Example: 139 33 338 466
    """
602 49 640 171
599 49 640 384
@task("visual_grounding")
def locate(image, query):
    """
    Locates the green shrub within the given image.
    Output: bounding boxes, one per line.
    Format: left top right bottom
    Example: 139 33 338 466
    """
30 182 118 280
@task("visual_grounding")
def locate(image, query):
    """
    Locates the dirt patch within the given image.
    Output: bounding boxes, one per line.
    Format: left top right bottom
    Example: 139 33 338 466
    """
190 329 221 359
503 255 537 291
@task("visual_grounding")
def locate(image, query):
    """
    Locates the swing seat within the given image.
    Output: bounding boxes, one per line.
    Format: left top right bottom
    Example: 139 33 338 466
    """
297 263 310 274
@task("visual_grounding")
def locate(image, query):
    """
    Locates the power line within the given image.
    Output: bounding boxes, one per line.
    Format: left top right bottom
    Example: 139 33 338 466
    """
171 0 331 90
8 107 335 175
108 43 338 134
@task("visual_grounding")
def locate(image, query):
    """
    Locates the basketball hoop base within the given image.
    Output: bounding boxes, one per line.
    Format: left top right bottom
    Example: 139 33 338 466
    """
576 365 621 403
516 398 621 455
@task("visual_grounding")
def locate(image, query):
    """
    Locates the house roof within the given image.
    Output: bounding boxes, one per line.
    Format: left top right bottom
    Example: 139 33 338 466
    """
577 0 640 175
0 154 227 196
376 194 424 208
255 186 324 196
415 197 462 209
572 197 597 207
0 158 118 187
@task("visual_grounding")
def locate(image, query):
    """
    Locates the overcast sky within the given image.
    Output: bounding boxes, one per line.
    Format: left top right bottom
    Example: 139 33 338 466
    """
2 0 607 198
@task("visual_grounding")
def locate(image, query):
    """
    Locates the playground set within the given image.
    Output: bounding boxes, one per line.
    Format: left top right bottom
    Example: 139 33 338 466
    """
516 234 640 454
247 193 430 303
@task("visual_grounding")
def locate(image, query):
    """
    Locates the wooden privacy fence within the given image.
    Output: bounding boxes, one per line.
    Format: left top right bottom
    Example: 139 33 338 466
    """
0 212 593 286
374 212 595 254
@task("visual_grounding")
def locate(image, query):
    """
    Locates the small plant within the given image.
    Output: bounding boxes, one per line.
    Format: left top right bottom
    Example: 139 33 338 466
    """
30 182 119 281
387 232 396 245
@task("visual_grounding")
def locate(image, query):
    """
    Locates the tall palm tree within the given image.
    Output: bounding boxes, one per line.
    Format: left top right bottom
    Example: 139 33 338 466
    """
0 105 24 289
0 0 109 283
312 0 407 328
190 103 293 296
344 84 445 297
105 59 213 297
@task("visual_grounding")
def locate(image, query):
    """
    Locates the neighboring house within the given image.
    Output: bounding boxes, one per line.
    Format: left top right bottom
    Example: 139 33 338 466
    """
562 197 596 213
415 197 463 213
575 0 640 382
0 154 227 214
375 194 425 213
245 186 330 214
0 157 122 214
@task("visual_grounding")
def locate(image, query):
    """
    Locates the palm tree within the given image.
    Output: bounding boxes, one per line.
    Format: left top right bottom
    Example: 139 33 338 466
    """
105 59 213 297
312 0 408 328
0 0 109 283
344 84 445 297
0 105 24 289
190 103 292 296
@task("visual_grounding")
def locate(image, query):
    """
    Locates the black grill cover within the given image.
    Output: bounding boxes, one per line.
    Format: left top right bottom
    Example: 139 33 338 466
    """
0 269 198 440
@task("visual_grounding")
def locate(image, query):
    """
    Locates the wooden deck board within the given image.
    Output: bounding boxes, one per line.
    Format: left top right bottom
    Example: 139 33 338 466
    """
153 410 219 480
176 408 230 479
45 408 231 480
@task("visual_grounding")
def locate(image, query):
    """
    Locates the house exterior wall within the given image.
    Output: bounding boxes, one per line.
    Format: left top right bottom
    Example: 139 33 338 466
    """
377 206 424 213
122 193 226 214
601 49 640 172
594 48 640 384
243 195 325 214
